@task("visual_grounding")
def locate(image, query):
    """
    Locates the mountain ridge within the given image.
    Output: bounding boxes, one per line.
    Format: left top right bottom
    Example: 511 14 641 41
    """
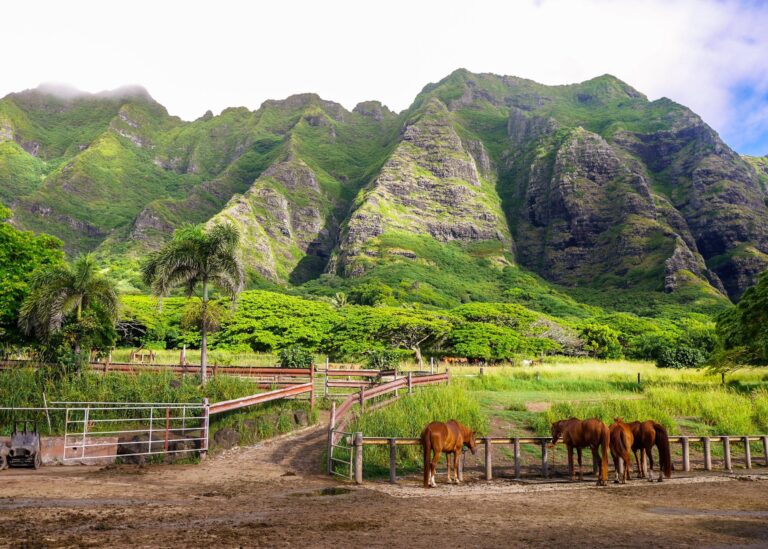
1 71 767 302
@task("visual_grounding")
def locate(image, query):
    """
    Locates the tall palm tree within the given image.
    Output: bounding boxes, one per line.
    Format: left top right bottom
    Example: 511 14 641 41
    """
142 223 244 383
19 254 119 354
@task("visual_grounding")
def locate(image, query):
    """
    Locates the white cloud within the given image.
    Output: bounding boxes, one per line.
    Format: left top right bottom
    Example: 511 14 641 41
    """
2 0 767 152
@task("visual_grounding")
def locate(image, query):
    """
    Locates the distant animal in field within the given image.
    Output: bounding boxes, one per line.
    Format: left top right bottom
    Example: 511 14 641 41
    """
628 420 671 482
421 420 477 488
609 418 634 484
551 417 610 486
0 444 9 470
521 358 544 367
442 357 468 365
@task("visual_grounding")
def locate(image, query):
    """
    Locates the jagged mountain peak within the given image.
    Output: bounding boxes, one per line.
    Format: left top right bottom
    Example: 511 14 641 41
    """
1 71 767 301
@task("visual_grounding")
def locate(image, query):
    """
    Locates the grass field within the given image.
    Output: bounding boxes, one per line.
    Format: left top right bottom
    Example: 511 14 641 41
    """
349 359 768 474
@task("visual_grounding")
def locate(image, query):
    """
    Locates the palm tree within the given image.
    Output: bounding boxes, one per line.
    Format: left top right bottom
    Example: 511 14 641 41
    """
19 254 119 354
142 223 243 383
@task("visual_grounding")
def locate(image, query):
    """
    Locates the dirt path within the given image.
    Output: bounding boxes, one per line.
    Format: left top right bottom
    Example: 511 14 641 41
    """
1 421 768 548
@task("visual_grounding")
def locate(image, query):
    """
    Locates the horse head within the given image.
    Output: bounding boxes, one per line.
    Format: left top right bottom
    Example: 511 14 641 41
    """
551 420 564 444
465 430 477 455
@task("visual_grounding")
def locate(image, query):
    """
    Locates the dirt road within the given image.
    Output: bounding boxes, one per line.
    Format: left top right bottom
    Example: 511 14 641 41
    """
1 424 767 548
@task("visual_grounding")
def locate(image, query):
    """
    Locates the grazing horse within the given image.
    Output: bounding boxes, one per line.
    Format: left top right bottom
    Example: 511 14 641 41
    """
421 420 477 488
551 417 610 486
609 418 634 484
628 420 672 482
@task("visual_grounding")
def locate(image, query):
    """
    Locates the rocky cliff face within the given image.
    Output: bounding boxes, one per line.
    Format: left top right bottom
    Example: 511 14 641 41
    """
332 98 512 276
1 73 766 300
213 158 340 283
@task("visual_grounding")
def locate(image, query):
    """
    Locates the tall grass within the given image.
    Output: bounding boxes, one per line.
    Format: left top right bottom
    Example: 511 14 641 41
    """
0 367 262 435
538 386 768 436
347 385 488 474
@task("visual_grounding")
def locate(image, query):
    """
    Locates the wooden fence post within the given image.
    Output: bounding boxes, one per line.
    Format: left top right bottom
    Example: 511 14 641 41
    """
200 398 209 460
388 438 397 484
327 401 336 475
513 438 521 479
309 362 316 410
722 436 732 472
480 366 484 377
484 438 492 480
637 372 641 385
430 356 434 375
407 372 413 394
541 440 549 478
743 436 752 469
324 357 330 398
762 436 768 467
353 432 363 485
703 437 712 471
681 437 690 472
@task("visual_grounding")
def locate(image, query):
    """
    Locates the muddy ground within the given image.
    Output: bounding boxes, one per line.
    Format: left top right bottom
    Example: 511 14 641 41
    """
1 424 767 548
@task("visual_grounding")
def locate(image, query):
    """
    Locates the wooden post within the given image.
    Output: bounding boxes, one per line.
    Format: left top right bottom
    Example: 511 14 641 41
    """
541 440 549 478
480 366 484 377
309 362 315 410
637 372 641 385
407 372 413 394
681 436 690 472
484 438 492 480
430 356 434 374
200 398 209 460
359 386 365 411
327 401 336 475
353 432 363 485
722 436 732 472
213 362 218 377
703 437 712 471
324 366 329 398
514 438 521 479
743 436 752 469
762 436 768 467
389 438 397 484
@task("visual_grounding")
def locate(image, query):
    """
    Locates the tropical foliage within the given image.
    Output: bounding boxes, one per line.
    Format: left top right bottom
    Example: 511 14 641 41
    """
142 222 244 382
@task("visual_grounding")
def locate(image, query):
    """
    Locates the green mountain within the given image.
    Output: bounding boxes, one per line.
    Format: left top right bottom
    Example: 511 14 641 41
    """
1 72 767 305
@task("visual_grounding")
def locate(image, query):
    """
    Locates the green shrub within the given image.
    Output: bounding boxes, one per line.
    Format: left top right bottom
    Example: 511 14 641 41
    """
279 345 313 368
364 348 401 370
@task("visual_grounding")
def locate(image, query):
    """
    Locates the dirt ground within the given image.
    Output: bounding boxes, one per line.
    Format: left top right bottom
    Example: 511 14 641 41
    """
1 424 768 548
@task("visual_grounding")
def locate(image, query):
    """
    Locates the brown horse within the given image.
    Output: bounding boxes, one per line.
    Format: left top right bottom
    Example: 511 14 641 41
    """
609 418 634 484
551 417 610 486
421 420 477 488
628 420 672 482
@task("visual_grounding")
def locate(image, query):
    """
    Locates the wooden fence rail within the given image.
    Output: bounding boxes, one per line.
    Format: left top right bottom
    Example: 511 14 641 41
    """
348 434 768 485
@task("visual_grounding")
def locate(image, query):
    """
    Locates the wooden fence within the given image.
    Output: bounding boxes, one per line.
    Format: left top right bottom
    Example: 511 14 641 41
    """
347 434 768 484
327 371 450 476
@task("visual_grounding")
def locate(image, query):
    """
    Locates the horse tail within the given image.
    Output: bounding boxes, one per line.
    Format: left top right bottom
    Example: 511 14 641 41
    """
653 423 671 478
422 430 431 487
601 424 610 483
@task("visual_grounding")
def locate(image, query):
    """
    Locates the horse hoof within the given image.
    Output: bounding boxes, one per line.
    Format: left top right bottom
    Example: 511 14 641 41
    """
613 480 620 484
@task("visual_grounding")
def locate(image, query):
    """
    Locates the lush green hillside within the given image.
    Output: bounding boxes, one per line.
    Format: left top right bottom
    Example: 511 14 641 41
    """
1 72 767 309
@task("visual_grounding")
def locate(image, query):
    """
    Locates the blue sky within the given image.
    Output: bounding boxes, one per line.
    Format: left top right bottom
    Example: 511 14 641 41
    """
2 0 767 156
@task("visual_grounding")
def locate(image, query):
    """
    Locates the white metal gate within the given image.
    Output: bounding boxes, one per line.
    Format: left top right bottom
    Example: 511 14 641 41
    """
59 401 208 462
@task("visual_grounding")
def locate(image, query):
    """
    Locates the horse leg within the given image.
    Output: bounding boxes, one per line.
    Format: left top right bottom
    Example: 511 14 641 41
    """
578 447 584 481
454 451 462 484
612 449 621 484
568 445 575 481
633 449 642 478
430 450 440 487
445 452 452 484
